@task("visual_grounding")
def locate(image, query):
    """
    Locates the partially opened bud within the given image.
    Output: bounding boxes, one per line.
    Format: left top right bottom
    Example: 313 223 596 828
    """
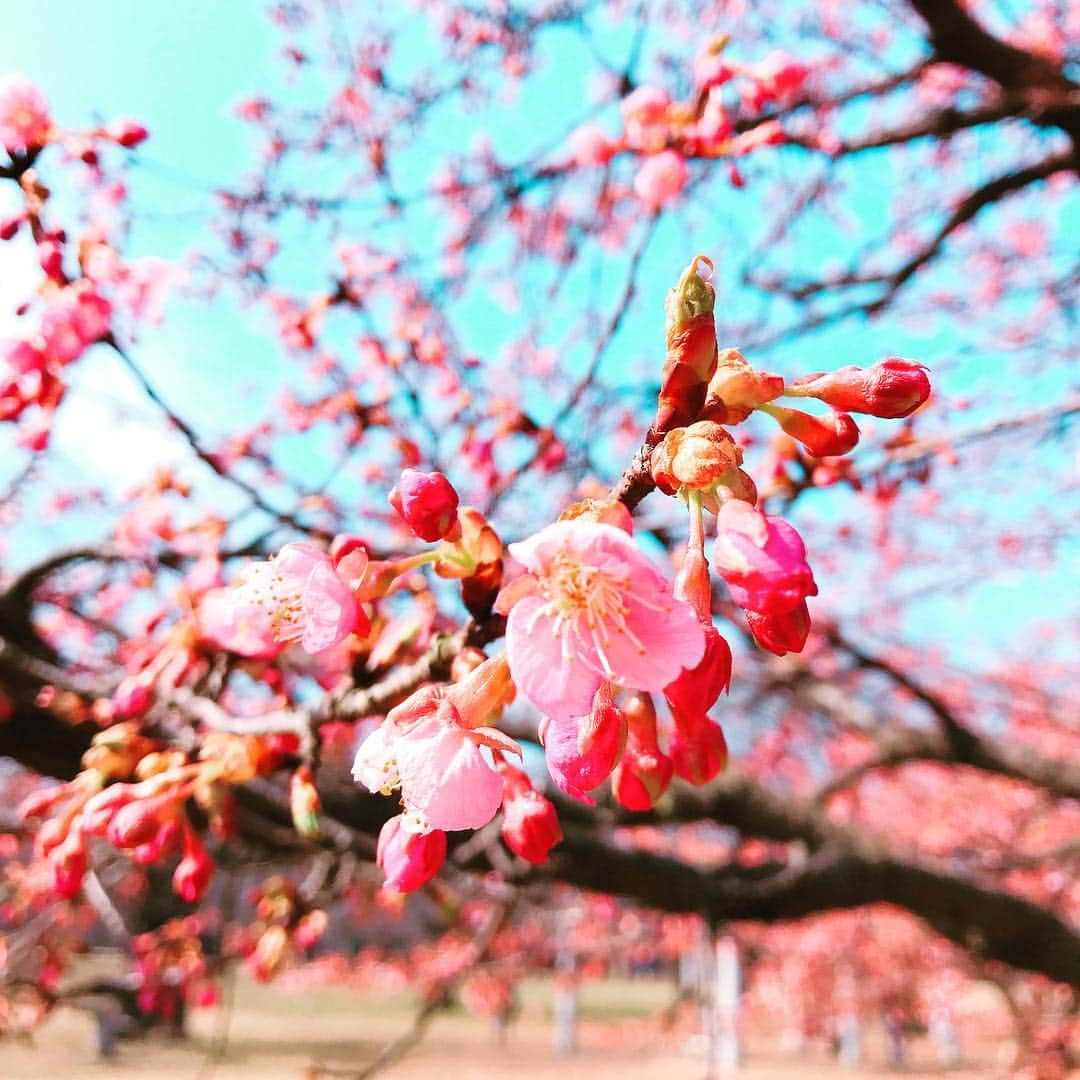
376 815 447 893
650 421 742 495
499 764 562 863
540 683 627 805
745 600 811 656
701 348 784 425
787 358 930 419
390 468 460 542
664 623 732 715
668 712 728 785
759 403 859 457
612 693 673 811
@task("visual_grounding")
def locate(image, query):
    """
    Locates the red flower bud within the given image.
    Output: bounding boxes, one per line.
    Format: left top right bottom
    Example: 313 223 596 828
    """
50 830 87 899
103 118 149 148
376 815 447 892
760 404 859 457
107 793 176 849
173 825 214 903
540 684 627 804
669 712 728 786
788 358 930 419
745 600 811 656
663 623 732 716
612 693 673 811
499 765 562 863
389 468 460 542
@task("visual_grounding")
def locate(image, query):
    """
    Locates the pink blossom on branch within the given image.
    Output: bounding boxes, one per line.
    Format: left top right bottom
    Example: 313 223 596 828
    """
634 149 690 209
221 542 363 655
352 655 518 831
0 75 52 153
497 519 705 719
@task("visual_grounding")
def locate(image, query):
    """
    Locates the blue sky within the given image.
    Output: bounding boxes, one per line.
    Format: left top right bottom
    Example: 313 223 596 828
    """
0 1 1075 668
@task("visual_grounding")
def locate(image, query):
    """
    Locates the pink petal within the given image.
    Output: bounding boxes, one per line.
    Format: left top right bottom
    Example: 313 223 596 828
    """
506 595 600 718
300 559 359 653
396 717 504 831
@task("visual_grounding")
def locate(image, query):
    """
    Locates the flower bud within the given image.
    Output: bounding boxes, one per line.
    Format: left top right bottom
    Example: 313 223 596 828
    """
713 500 817 616
612 693 673 811
786 358 930 419
664 623 732 716
376 815 447 893
499 764 562 863
103 118 149 148
745 600 811 656
760 403 859 457
390 468 460 542
50 830 87 898
669 712 728 786
558 497 634 535
654 256 717 433
540 684 627 805
650 421 742 495
700 348 784 425
173 825 214 903
289 765 321 838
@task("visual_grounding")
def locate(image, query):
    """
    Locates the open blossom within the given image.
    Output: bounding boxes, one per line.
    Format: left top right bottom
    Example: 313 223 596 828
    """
568 124 616 166
0 75 52 153
634 150 689 209
713 501 817 616
352 656 517 831
497 520 705 720
225 543 363 655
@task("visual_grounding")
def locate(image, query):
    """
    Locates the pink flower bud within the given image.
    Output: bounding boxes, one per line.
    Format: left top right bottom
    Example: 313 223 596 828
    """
389 468 460 542
50 830 87 898
634 150 689 209
788 358 931 419
376 815 447 892
669 712 728 786
107 793 176 849
111 675 153 719
713 501 817 616
499 765 562 863
540 684 627 805
745 600 811 656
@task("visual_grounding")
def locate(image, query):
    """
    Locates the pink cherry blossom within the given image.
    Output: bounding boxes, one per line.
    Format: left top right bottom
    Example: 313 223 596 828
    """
498 520 705 719
634 150 689 209
226 542 362 654
713 501 817 616
567 124 616 166
352 657 517 831
0 75 52 153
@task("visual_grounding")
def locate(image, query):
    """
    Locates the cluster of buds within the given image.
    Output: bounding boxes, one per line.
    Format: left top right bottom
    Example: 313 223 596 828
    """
234 876 328 982
20 717 320 902
131 917 215 1018
647 255 929 657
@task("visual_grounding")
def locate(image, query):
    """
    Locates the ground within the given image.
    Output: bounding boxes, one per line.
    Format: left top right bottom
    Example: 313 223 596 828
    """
1 970 1019 1079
